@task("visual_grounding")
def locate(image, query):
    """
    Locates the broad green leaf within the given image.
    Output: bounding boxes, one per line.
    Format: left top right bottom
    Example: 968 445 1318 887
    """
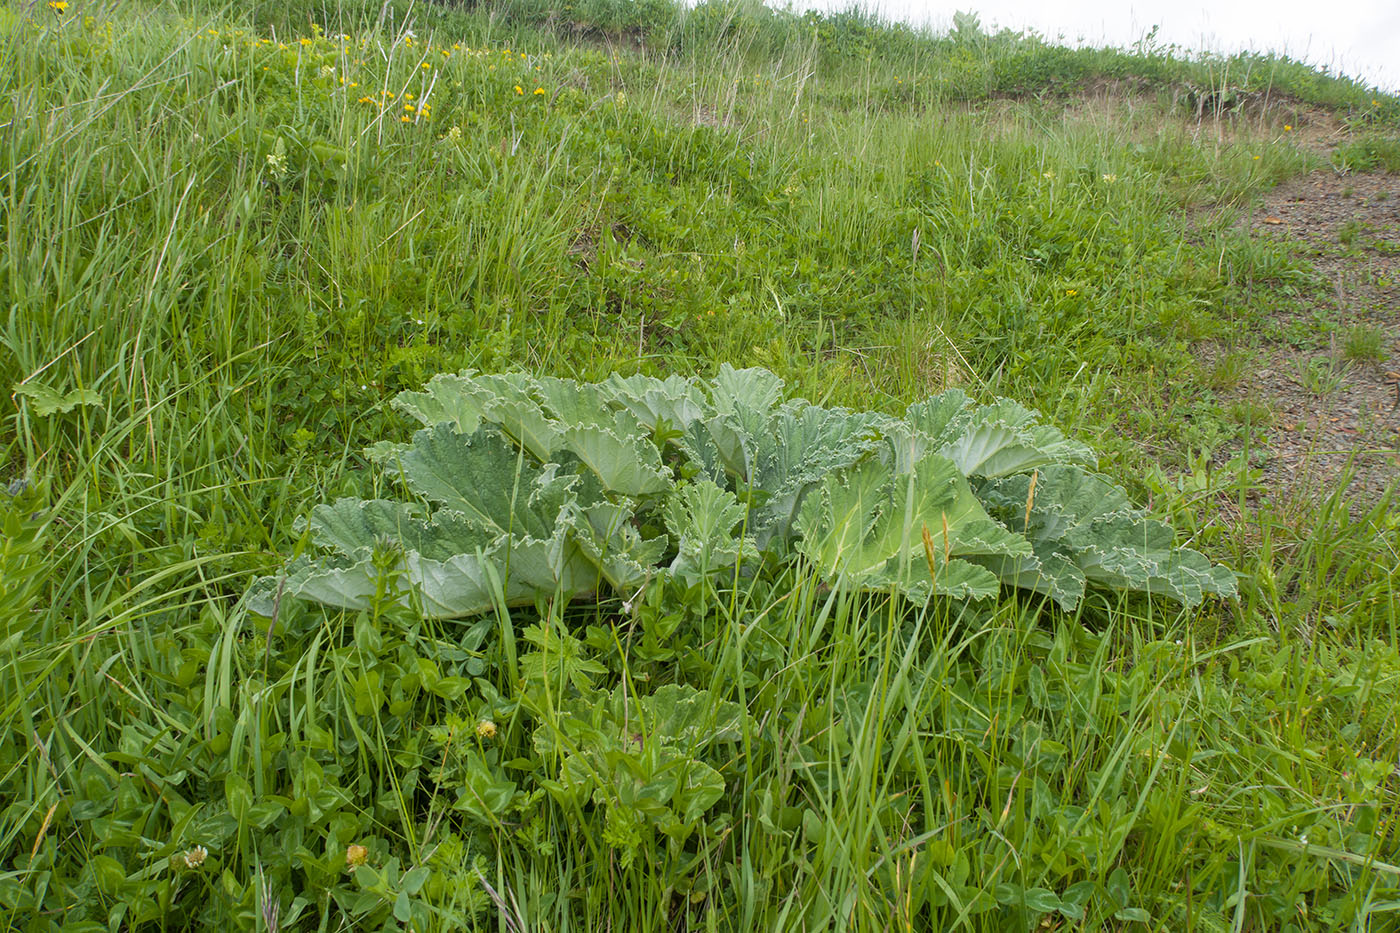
13 382 102 417
397 425 564 540
599 372 710 435
795 454 1030 602
561 420 672 497
977 465 1238 608
663 479 758 582
392 371 488 433
306 498 496 560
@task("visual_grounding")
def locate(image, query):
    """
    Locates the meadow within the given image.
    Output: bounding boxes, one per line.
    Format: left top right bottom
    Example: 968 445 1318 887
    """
1 0 1398 929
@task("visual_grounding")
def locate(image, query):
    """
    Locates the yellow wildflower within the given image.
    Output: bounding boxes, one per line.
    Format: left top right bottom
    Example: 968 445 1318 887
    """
299 37 312 46
533 87 545 95
1065 289 1079 297
48 1 66 11
401 115 411 123
1283 124 1293 131
421 62 431 69
514 85 523 95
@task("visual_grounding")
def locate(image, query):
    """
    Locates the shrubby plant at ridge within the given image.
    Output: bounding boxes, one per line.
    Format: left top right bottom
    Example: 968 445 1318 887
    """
249 366 1236 621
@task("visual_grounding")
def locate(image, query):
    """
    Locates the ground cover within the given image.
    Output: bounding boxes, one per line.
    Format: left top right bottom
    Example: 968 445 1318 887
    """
1 0 1397 929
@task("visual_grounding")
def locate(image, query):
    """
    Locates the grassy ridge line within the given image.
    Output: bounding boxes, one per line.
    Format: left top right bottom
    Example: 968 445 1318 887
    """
261 0 1400 116
0 0 1396 929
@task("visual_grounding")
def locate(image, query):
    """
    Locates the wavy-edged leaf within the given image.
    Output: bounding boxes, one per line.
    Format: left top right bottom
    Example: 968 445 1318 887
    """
561 420 672 497
305 498 496 560
396 371 560 458
978 465 1237 608
795 454 1030 602
392 371 488 433
894 393 1093 479
396 425 565 539
599 372 711 435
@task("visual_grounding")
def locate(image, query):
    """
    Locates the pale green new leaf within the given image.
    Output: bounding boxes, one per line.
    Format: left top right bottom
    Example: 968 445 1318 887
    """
795 454 1031 602
599 372 711 435
561 420 672 497
392 371 488 433
663 479 758 582
894 393 1093 478
395 371 560 459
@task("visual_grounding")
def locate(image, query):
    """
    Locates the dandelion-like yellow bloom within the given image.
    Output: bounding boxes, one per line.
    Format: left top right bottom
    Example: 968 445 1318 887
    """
401 115 411 122
421 62 431 69
48 1 66 11
1283 124 1292 131
404 103 415 112
346 844 368 868
533 87 545 95
299 37 312 46
514 85 523 95
1065 289 1079 297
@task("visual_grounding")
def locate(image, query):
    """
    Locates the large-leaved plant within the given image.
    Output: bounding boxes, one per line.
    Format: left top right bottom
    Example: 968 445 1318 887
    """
248 366 1236 618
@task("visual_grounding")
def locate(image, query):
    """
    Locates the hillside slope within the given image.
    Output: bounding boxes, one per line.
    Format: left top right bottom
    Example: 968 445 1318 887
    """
1 1 1397 929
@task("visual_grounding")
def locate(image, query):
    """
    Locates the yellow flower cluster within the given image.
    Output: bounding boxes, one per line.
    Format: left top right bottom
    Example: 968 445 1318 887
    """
192 25 555 128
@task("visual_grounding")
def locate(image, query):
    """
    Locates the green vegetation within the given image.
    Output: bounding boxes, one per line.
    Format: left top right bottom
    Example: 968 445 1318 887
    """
1 0 1397 929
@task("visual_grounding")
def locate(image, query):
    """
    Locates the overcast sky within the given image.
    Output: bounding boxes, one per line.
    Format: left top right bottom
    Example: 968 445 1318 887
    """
791 0 1400 92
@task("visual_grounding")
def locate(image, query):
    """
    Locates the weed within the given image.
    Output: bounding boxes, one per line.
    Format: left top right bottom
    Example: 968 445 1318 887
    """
1342 323 1388 363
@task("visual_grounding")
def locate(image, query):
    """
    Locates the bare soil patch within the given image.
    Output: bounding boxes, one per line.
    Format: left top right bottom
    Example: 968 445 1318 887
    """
1216 171 1400 502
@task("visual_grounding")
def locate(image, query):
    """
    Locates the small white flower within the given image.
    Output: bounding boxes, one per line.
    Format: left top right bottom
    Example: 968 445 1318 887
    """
183 845 208 868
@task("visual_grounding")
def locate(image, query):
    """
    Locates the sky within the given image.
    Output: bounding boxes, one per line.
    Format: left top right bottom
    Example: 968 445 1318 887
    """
791 0 1400 92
